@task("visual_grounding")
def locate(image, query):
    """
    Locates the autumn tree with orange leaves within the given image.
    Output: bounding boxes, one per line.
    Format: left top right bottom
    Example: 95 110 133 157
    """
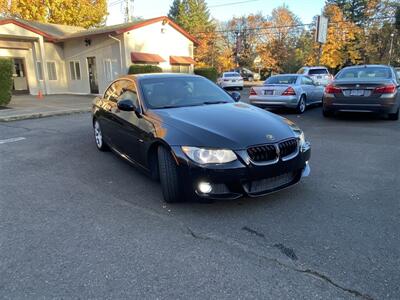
0 0 107 28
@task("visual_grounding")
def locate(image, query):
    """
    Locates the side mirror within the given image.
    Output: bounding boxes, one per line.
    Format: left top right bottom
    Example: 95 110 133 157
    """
230 91 241 102
117 99 136 112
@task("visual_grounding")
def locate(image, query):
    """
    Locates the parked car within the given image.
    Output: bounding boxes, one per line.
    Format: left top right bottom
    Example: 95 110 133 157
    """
297 66 333 86
217 72 244 90
323 64 400 120
92 74 311 203
249 74 324 113
395 67 400 79
234 67 256 81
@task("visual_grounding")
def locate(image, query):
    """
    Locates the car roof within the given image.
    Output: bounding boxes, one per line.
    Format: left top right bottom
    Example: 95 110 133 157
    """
303 66 328 70
118 73 202 81
270 74 300 77
342 64 391 69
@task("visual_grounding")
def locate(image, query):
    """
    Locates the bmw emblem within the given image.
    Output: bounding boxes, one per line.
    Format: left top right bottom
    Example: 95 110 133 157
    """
266 134 275 141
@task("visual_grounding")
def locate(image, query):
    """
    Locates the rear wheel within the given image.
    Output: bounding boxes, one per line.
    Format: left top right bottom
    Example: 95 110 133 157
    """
296 95 306 114
158 146 185 203
93 119 109 151
388 108 399 121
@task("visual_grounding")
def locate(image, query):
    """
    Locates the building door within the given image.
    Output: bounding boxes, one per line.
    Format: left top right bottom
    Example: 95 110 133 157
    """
87 57 99 94
12 58 28 94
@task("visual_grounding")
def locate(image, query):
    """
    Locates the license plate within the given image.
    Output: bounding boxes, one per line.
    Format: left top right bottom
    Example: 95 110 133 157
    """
350 89 364 96
317 75 322 79
264 90 273 95
231 80 236 82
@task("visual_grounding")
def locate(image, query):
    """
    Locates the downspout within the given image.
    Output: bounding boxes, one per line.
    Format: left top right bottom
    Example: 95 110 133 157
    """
108 35 124 74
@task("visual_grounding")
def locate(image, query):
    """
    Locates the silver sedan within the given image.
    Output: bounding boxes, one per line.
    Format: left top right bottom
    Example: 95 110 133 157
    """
249 74 324 113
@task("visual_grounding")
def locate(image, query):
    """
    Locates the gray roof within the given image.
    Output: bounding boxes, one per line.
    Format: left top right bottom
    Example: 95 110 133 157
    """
0 17 148 40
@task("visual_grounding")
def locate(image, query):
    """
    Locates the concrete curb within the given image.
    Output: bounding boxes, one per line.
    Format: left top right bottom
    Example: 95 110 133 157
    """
0 108 91 122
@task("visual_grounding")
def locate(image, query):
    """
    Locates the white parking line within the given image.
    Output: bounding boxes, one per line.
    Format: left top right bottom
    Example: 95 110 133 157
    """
0 137 26 144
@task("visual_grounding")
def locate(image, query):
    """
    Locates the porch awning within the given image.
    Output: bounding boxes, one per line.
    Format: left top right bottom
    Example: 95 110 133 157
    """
131 52 165 63
170 56 196 65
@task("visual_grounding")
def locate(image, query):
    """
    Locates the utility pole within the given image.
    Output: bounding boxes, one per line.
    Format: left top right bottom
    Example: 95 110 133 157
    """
388 33 395 65
125 0 134 23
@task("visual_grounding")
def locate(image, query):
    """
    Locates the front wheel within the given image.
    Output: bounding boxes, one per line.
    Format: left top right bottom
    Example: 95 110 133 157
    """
296 95 306 114
93 119 109 151
158 146 185 203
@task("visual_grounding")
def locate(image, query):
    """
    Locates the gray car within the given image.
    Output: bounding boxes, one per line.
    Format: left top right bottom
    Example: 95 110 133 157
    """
323 65 400 120
249 74 324 114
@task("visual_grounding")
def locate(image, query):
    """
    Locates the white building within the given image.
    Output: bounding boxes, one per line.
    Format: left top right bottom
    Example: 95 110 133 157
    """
0 16 197 95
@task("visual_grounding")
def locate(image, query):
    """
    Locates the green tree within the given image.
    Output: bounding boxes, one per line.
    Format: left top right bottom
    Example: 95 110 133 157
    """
3 0 107 28
168 0 216 67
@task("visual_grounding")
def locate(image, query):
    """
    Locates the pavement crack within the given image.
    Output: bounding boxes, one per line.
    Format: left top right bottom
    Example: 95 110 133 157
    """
242 226 265 238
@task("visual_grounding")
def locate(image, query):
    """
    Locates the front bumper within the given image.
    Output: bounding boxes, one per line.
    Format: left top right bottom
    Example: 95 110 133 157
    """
171 142 311 200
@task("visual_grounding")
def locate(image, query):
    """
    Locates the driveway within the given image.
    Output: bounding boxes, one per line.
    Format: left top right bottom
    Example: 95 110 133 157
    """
0 94 93 122
0 106 399 299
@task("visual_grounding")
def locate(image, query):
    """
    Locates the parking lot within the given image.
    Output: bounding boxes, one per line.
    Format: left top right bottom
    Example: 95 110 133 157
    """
0 90 399 299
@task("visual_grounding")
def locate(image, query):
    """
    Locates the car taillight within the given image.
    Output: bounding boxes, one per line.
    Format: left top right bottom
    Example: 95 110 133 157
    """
249 88 257 96
373 84 396 94
282 87 296 96
325 84 341 94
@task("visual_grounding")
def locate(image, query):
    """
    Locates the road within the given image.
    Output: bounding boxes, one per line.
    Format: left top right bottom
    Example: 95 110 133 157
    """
0 96 399 299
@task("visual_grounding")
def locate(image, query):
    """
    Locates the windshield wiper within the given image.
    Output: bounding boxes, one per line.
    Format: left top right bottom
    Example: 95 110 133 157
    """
202 101 228 105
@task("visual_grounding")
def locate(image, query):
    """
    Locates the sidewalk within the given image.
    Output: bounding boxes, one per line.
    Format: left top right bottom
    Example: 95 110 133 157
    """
0 94 94 122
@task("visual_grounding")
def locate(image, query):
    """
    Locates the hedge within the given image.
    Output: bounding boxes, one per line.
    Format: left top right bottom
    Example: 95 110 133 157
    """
194 67 218 82
0 58 13 107
128 65 162 74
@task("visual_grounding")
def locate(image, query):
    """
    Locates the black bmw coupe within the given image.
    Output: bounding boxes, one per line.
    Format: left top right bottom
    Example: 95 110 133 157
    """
92 74 311 203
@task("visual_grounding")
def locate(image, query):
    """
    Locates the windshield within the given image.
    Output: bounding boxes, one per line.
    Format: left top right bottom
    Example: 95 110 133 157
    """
309 69 328 75
265 75 298 84
224 72 240 77
140 76 234 109
336 67 392 79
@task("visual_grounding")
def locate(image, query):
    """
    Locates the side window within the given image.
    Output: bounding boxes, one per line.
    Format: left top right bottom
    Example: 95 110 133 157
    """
117 83 139 108
301 76 314 85
104 80 131 102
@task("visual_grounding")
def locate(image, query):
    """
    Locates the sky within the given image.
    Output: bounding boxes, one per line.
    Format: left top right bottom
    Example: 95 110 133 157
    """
107 0 326 26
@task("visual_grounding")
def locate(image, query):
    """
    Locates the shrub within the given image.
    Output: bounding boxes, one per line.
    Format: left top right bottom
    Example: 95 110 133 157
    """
0 58 13 107
194 67 218 82
128 64 162 74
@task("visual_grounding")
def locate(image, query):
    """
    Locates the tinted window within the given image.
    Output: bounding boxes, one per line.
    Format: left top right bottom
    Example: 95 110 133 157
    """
336 67 392 79
265 76 298 84
140 76 234 109
396 69 400 79
224 72 240 77
104 80 131 102
308 68 328 75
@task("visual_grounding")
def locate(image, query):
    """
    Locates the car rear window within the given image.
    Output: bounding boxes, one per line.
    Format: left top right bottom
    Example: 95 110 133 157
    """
265 76 298 84
224 72 240 77
308 69 328 75
336 67 392 79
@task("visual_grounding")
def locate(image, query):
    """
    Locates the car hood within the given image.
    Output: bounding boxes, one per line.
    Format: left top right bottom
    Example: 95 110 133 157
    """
149 103 296 150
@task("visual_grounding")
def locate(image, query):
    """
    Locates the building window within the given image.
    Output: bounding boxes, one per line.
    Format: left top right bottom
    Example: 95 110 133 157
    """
46 62 57 80
36 62 43 81
104 59 119 82
171 65 190 73
69 61 81 80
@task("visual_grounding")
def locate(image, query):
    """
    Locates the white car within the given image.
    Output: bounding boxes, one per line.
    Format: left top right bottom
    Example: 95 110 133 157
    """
217 72 244 90
297 66 333 86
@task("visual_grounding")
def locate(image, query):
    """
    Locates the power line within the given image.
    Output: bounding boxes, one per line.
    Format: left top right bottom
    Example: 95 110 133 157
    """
209 0 262 8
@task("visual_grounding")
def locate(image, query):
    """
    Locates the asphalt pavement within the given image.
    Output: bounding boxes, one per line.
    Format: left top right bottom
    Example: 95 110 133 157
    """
0 94 399 299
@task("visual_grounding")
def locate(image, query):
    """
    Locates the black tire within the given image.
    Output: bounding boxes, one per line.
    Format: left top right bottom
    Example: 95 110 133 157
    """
239 86 243 90
388 108 399 121
158 146 184 203
322 108 334 118
296 95 306 114
93 119 109 151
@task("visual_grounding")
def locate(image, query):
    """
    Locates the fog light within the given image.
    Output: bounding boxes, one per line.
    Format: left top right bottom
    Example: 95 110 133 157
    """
198 182 212 194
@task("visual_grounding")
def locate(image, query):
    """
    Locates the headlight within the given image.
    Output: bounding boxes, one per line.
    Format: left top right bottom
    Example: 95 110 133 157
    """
298 131 305 146
283 118 306 146
181 146 237 164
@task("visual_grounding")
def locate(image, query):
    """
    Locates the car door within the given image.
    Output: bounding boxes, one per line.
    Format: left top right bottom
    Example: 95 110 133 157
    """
112 81 147 165
300 76 314 103
100 80 130 148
